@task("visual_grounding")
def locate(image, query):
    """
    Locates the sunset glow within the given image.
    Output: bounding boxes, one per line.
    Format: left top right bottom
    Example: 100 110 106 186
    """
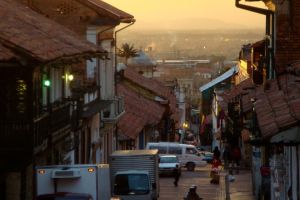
104 0 266 30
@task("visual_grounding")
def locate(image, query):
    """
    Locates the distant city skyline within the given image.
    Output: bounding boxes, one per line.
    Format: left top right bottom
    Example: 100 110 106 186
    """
105 0 266 30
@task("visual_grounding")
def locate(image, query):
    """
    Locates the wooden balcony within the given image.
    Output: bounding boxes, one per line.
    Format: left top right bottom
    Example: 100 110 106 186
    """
34 102 72 151
0 120 32 149
50 102 71 133
0 102 72 156
70 78 98 98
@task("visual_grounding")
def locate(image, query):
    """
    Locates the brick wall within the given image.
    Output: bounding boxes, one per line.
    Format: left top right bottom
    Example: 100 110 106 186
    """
275 0 300 73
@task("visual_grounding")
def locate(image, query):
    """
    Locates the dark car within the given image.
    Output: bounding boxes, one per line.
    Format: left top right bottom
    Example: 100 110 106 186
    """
199 151 214 163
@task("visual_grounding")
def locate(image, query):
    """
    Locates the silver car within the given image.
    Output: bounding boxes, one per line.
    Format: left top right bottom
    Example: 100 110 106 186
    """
159 155 181 176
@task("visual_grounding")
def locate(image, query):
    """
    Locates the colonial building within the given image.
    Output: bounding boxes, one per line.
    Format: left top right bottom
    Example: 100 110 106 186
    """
217 1 300 199
19 0 135 164
117 67 179 149
0 1 106 199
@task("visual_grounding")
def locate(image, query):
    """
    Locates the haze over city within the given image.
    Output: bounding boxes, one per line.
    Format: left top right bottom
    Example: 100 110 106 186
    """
105 0 266 30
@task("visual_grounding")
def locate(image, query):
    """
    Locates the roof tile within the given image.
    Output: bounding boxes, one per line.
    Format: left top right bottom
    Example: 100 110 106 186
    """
253 74 300 138
77 0 134 23
117 83 165 139
0 0 105 63
123 67 178 118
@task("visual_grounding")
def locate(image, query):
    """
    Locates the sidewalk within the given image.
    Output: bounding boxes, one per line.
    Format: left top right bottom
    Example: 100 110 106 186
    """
219 169 255 200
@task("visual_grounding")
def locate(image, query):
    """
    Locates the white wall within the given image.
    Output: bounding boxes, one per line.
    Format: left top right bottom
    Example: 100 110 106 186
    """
99 39 115 99
86 27 97 79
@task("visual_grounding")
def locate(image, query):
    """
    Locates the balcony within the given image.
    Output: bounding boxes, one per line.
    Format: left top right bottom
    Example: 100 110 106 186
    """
33 102 72 153
0 120 32 149
102 96 125 123
70 78 98 98
50 102 71 133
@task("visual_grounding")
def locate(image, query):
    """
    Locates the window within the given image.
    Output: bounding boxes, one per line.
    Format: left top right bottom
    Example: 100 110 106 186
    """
149 145 167 154
186 147 197 155
114 174 150 195
169 146 182 155
157 146 167 154
159 156 178 163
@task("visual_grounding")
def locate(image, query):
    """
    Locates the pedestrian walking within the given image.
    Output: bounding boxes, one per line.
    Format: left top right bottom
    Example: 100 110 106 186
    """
222 145 230 169
173 167 180 187
210 156 222 184
231 145 241 174
213 146 221 159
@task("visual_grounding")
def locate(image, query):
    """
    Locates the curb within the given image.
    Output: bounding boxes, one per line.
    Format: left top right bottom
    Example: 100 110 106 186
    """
218 173 230 200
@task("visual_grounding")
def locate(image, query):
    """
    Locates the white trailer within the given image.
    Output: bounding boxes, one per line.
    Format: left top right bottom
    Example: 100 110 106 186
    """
109 149 159 200
36 164 111 200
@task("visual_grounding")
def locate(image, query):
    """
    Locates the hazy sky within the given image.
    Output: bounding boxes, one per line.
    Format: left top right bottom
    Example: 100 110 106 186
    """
105 0 266 30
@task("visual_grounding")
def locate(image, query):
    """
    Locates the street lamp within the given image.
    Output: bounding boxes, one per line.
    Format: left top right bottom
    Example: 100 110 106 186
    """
180 122 189 143
183 122 189 129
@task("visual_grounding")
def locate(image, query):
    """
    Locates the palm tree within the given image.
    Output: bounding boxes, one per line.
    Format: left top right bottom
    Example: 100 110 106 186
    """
118 43 139 65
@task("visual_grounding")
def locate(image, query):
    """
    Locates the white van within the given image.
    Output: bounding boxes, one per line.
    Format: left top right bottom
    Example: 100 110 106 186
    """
146 142 207 171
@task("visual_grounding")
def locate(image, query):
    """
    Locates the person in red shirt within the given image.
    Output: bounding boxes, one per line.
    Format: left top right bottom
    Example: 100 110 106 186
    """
211 156 222 169
210 156 222 184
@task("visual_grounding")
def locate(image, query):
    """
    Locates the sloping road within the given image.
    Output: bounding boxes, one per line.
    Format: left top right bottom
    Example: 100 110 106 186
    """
159 165 223 200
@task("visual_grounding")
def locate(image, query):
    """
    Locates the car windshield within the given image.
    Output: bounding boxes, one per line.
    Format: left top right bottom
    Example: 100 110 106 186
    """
160 157 178 163
114 174 150 195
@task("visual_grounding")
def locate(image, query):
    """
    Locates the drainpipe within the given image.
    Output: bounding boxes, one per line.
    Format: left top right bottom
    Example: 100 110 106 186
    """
113 19 135 150
114 20 136 90
235 0 275 80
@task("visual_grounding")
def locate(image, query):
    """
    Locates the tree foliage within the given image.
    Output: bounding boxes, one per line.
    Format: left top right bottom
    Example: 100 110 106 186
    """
117 43 139 64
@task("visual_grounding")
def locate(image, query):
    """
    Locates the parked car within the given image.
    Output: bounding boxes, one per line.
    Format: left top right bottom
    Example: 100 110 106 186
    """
146 142 207 171
199 151 214 163
159 155 181 176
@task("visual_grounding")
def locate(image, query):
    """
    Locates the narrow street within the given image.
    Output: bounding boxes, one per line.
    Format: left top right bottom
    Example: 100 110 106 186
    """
160 165 221 200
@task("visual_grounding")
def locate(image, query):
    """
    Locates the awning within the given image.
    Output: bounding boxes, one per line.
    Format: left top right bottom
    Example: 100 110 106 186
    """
82 100 113 118
200 65 239 92
270 126 300 144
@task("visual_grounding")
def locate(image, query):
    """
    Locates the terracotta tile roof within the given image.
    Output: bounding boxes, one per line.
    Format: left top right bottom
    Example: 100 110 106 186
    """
220 79 256 113
0 0 106 64
117 83 165 138
222 79 254 101
252 40 265 49
0 43 16 61
77 0 134 23
123 67 178 119
222 74 300 138
254 75 300 138
241 90 256 113
118 112 147 139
